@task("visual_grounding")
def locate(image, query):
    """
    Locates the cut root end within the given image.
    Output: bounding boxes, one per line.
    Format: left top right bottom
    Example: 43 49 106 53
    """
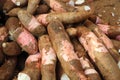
18 73 31 80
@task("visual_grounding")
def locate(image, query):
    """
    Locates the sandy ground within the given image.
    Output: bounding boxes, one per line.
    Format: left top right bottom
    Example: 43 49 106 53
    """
89 0 120 26
0 0 120 26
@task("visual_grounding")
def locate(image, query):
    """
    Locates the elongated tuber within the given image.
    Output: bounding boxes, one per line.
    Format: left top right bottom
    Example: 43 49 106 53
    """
3 0 16 13
44 0 75 12
66 28 77 37
5 17 21 37
37 5 93 25
36 4 49 14
7 8 21 17
18 10 46 37
2 41 21 56
111 39 120 53
47 20 88 80
77 26 120 80
12 27 38 55
0 57 17 80
27 0 40 14
56 62 70 80
38 35 57 80
17 53 41 80
84 20 120 68
97 24 120 40
71 38 102 80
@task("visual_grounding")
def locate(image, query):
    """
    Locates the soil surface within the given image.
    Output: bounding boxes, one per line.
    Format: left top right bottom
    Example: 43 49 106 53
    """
0 0 120 26
89 0 120 26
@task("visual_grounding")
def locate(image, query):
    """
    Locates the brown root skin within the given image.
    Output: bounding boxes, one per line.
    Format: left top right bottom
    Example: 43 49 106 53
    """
84 19 96 31
17 53 41 80
71 38 87 58
108 25 120 39
18 10 46 37
13 27 38 55
78 26 120 80
0 56 17 80
27 0 40 14
3 0 16 13
38 35 57 80
97 24 120 39
5 17 21 35
80 57 102 80
0 27 8 42
77 26 90 37
71 38 101 80
7 8 21 17
32 25 46 37
66 27 77 37
2 41 21 56
17 10 32 27
84 20 120 63
56 61 70 80
44 0 75 12
37 5 93 25
47 20 88 80
25 53 41 69
36 4 50 14
111 39 120 52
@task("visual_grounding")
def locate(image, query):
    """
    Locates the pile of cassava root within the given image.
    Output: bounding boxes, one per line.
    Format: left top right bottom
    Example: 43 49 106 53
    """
0 0 120 80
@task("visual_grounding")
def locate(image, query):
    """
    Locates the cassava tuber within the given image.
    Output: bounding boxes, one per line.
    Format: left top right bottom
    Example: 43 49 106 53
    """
38 35 57 80
77 26 120 80
18 10 46 37
47 20 89 80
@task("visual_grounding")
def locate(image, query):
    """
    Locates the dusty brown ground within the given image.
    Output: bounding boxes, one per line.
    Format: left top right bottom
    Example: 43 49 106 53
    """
89 0 120 26
1 0 120 26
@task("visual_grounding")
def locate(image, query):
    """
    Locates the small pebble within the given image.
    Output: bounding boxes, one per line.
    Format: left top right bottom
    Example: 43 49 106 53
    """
84 6 91 11
98 14 102 17
68 0 75 7
16 2 20 6
75 0 85 5
111 12 115 17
